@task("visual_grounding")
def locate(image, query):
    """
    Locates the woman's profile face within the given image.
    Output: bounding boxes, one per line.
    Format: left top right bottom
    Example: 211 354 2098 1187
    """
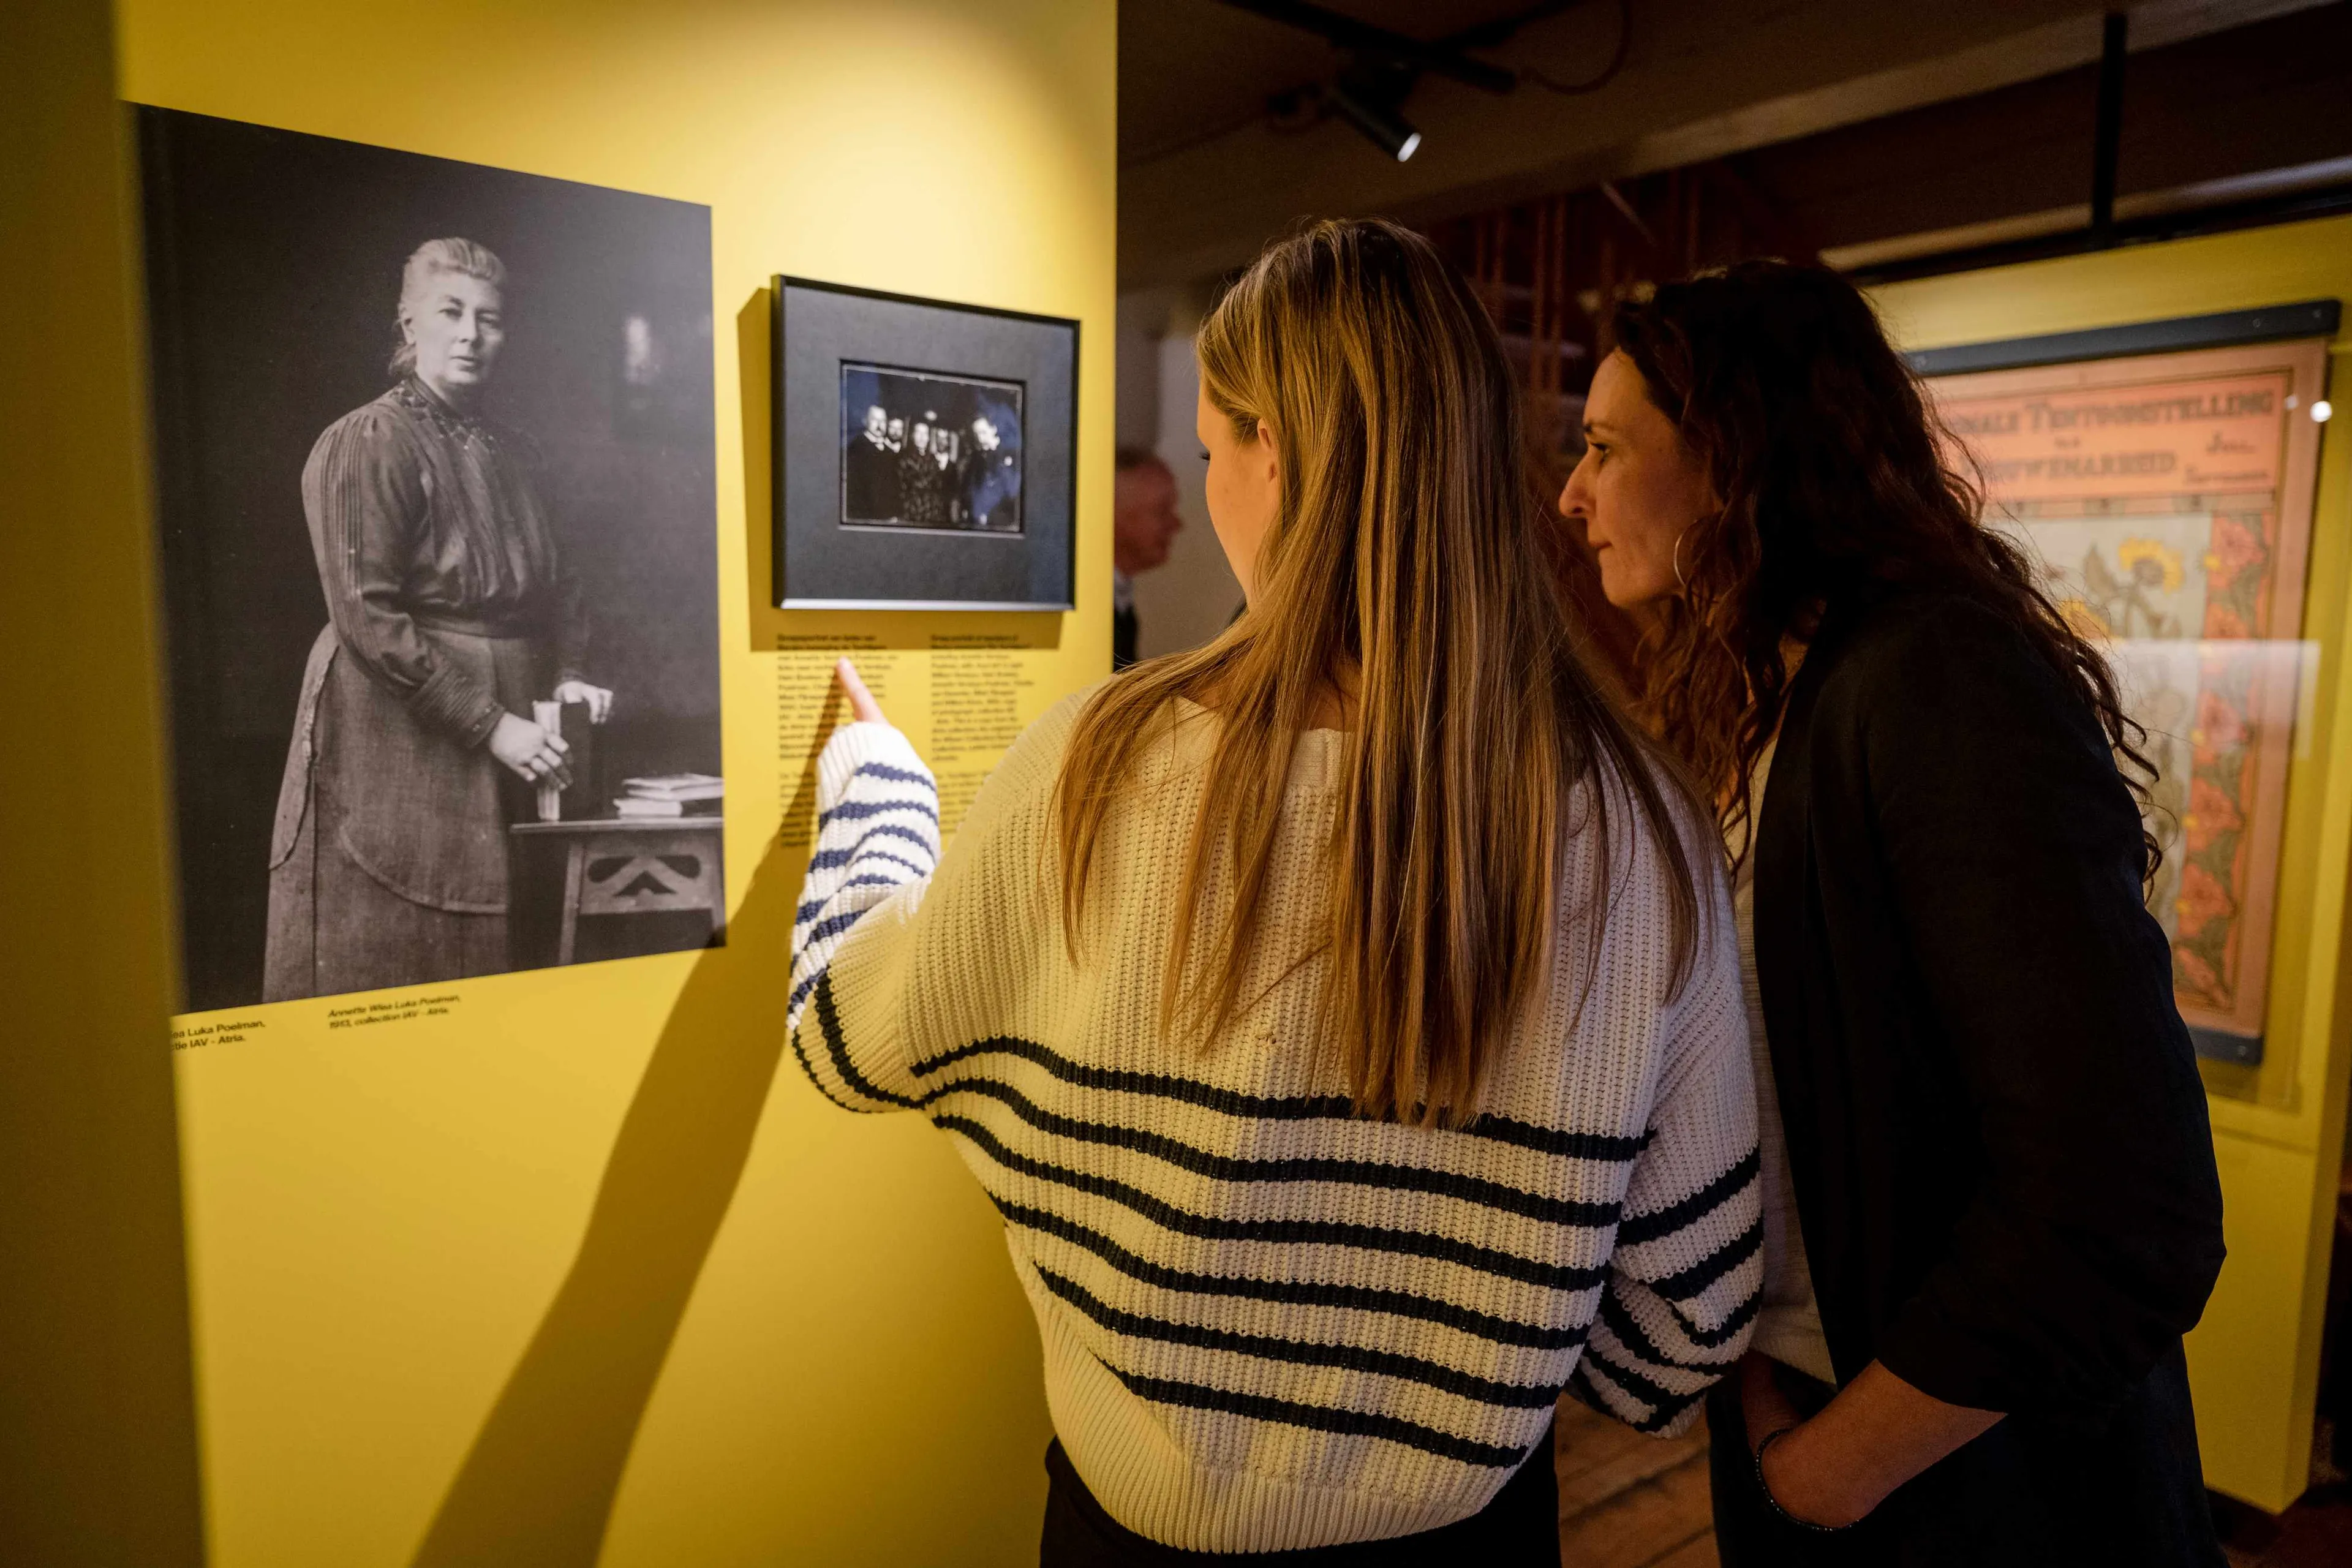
402 270 505 404
1197 386 1280 605
1559 350 1716 608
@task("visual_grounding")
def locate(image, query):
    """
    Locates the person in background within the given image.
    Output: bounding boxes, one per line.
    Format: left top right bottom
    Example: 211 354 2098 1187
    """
899 416 949 528
786 219 1762 1564
1110 445 1182 668
1559 260 2226 1565
960 409 1021 532
845 401 898 521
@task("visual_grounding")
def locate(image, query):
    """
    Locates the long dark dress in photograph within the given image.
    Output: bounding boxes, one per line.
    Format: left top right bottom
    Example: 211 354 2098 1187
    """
897 439 952 528
263 377 589 1000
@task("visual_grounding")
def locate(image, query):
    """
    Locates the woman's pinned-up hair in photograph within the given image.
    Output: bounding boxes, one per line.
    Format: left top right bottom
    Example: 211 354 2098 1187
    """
389 236 506 378
1055 217 1705 1126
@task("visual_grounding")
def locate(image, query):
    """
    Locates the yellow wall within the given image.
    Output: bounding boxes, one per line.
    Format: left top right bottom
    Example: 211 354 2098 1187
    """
0 1 206 1561
1876 215 2352 1511
116 1 1117 1561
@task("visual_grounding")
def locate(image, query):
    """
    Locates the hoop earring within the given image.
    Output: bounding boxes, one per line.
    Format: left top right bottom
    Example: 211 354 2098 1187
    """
1672 528 1692 594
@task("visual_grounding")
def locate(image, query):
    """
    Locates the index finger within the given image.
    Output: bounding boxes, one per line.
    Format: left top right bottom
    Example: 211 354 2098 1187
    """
835 657 887 725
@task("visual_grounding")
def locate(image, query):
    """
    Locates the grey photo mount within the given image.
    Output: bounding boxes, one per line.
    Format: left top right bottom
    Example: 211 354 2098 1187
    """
771 275 1078 611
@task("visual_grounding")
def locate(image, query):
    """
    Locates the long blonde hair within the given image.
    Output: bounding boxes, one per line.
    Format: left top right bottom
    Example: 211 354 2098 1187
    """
1055 219 1701 1126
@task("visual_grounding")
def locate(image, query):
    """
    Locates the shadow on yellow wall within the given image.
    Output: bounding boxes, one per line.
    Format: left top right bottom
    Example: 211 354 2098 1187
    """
409 730 834 1566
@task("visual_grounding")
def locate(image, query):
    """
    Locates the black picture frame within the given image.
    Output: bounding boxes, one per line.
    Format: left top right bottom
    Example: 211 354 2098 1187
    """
1904 299 2340 376
772 276 1077 611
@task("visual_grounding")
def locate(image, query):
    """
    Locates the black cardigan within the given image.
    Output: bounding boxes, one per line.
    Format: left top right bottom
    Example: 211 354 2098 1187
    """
1754 589 2227 1559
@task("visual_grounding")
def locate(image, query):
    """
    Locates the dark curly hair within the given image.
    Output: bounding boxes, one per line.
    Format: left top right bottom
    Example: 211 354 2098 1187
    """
1610 260 2158 873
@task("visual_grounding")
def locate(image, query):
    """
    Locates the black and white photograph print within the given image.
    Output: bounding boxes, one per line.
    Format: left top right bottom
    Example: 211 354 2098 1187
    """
775 276 1076 611
138 107 725 1014
840 364 1024 534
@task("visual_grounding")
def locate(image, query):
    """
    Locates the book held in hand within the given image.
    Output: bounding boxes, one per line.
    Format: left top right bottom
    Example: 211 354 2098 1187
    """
533 701 564 821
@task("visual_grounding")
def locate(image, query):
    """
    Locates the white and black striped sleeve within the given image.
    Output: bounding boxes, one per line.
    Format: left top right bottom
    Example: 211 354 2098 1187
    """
1572 902 1762 1436
787 720 941 1113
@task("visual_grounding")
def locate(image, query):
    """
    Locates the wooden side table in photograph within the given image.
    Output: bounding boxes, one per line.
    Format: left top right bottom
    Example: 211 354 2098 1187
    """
509 818 725 967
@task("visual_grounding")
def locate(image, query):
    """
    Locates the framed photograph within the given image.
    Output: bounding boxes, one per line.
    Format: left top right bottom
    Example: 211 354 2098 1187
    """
1921 311 2335 1063
138 107 725 1012
773 276 1077 609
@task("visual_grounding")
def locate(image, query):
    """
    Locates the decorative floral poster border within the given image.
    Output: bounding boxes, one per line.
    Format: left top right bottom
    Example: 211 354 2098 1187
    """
1927 337 2330 1042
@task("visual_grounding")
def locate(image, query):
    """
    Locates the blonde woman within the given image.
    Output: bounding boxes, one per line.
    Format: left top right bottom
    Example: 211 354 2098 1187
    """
788 220 1760 1563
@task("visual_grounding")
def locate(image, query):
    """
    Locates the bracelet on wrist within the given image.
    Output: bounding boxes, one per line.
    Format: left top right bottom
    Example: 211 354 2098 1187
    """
1752 1426 1858 1534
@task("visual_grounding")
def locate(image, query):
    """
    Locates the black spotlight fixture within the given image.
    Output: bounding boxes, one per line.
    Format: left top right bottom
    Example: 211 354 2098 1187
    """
1218 0 1524 164
1328 53 1421 163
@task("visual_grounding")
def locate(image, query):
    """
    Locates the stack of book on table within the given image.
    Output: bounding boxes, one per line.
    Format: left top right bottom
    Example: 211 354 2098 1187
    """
613 773 724 818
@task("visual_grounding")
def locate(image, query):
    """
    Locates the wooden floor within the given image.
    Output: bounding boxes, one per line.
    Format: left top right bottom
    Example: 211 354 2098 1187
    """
2215 1486 2352 1568
1552 1390 2352 1568
1555 1395 1719 1567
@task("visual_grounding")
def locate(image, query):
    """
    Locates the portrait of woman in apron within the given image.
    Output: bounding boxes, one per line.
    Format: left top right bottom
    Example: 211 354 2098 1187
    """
264 237 613 1000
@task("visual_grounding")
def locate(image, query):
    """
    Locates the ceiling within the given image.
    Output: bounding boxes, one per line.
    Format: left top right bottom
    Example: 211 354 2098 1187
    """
1117 0 1558 169
1114 0 2340 287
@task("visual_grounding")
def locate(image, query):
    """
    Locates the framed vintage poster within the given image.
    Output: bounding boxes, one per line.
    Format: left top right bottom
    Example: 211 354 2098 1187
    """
771 276 1078 611
138 107 725 1012
1921 311 2335 1062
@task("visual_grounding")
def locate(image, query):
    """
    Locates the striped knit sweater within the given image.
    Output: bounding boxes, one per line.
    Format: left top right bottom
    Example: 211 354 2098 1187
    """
788 693 1761 1552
